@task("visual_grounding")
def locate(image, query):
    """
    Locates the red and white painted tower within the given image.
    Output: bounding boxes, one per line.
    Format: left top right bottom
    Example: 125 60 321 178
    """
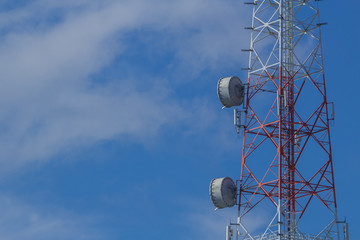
210 0 348 239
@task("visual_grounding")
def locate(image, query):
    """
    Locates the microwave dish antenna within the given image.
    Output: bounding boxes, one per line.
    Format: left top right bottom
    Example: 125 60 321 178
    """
217 76 245 108
209 177 237 209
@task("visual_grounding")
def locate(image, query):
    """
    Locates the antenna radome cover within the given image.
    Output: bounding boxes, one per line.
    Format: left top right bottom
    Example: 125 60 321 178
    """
217 76 245 108
209 177 237 209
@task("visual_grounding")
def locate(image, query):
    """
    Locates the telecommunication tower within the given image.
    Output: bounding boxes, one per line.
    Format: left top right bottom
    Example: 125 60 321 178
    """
209 0 349 239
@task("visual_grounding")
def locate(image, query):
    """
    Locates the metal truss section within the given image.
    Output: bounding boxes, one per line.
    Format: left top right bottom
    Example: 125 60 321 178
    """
237 0 340 239
239 233 334 240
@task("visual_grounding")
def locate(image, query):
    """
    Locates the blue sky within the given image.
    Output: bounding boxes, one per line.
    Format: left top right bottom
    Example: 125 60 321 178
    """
0 0 357 239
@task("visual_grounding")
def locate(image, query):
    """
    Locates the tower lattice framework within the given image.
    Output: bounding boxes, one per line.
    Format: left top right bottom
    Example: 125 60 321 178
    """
237 0 339 239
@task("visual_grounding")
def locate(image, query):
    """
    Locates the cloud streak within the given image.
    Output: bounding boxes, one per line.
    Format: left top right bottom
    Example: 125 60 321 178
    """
0 0 249 171
0 194 103 240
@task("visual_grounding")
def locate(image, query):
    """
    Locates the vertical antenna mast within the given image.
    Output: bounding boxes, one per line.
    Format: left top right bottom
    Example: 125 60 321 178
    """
211 0 347 239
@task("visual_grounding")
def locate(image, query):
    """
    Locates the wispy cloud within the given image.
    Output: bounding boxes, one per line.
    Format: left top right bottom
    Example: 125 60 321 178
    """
0 0 249 171
0 194 103 240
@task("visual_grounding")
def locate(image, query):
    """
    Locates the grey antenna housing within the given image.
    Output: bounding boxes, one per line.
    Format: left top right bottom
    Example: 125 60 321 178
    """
209 177 237 209
217 76 245 108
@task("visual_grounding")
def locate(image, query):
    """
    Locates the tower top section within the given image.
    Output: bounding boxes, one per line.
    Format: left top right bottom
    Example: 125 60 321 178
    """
210 0 347 239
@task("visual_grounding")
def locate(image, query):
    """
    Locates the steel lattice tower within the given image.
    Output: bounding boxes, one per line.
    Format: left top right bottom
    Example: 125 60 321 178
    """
236 0 340 239
210 0 349 238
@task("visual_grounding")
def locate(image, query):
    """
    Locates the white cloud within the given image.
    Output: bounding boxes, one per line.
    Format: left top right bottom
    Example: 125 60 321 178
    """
0 0 249 170
0 195 103 240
